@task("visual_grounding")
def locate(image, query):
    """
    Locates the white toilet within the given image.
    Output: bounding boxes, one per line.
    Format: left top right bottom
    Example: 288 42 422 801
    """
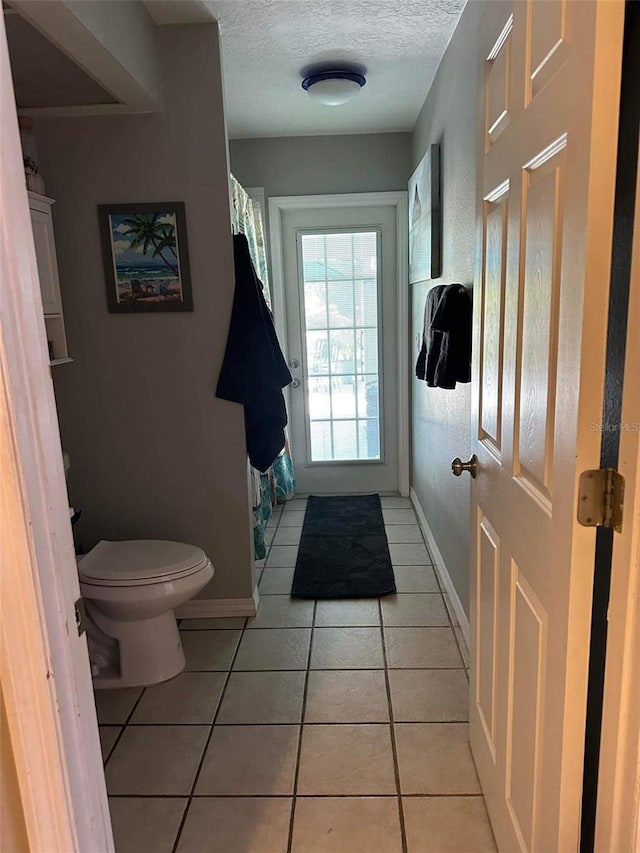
79 539 214 689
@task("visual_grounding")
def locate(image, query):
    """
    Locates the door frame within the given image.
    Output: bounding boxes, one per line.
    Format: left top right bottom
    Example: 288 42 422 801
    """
268 192 410 495
593 8 640 839
0 18 113 852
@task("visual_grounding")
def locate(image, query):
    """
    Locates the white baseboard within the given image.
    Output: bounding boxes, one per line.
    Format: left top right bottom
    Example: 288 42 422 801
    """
410 487 470 654
176 587 259 619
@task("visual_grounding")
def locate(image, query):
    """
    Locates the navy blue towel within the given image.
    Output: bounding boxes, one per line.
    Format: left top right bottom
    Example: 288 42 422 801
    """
216 234 292 471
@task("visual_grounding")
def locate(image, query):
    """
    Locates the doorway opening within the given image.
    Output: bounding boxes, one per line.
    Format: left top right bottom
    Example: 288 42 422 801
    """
269 192 410 496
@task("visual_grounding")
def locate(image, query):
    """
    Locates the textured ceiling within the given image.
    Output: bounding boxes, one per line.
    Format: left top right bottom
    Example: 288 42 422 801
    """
146 0 466 139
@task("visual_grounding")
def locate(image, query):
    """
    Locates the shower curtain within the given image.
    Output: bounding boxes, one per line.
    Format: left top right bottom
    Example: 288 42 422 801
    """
230 174 296 559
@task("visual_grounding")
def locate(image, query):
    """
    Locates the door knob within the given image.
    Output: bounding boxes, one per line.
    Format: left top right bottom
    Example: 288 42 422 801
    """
451 454 478 479
290 378 300 389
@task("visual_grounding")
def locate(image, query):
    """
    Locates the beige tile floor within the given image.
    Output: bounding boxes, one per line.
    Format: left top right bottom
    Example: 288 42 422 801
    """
97 496 497 853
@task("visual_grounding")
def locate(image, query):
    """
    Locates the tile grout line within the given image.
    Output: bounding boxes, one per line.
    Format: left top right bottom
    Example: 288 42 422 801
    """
417 529 470 678
285 595 316 853
178 664 466 674
108 791 486 800
113 716 469 728
257 499 286 588
170 602 247 853
379 596 409 853
438 588 469 679
101 679 150 767
101 728 122 767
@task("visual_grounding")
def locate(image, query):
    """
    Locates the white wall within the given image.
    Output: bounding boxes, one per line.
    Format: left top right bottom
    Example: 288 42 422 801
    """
35 23 253 601
410 0 483 616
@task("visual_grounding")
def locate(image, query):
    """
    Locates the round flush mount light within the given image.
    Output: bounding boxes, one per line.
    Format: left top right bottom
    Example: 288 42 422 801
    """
302 70 366 106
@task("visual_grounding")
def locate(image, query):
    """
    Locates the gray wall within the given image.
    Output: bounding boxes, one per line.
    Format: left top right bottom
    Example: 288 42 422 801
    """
230 133 412 198
36 23 253 601
410 0 482 616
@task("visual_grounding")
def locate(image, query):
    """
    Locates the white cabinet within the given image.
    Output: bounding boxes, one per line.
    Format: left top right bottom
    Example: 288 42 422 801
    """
28 192 71 366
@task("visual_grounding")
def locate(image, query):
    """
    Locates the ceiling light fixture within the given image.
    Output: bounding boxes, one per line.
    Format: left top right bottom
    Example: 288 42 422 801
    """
302 70 366 106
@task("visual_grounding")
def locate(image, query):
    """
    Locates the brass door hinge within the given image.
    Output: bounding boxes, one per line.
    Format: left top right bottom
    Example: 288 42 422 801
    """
577 469 625 533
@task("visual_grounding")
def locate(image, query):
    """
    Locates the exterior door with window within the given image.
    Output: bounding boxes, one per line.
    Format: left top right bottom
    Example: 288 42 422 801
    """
469 1 624 850
281 204 399 494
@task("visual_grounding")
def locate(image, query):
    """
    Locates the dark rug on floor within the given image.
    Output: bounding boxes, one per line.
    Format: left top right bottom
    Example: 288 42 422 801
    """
291 494 396 599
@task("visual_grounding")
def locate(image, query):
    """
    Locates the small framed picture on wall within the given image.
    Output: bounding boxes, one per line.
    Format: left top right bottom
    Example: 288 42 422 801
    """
98 202 193 312
408 144 442 283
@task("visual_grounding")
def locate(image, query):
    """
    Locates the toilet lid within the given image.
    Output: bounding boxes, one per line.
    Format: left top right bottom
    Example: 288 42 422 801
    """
78 539 210 585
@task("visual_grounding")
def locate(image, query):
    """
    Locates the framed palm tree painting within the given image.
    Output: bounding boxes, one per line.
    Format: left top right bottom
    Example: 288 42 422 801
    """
98 202 193 312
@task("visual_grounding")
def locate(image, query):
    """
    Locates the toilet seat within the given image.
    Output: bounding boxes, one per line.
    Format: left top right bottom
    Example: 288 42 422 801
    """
79 539 210 587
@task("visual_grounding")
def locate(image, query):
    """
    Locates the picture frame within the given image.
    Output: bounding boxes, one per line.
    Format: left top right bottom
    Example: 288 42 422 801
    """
98 202 193 312
408 143 442 283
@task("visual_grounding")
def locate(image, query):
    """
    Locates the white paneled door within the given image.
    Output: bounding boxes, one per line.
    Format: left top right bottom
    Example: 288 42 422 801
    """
469 1 624 851
281 203 400 494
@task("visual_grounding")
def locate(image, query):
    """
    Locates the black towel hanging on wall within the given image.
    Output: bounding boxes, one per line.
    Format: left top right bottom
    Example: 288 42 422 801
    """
415 283 472 389
216 234 292 471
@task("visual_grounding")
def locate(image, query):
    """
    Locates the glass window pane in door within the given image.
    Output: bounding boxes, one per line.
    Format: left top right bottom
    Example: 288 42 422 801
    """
357 375 379 419
331 376 357 419
302 234 326 280
355 279 378 326
329 329 356 375
306 331 329 375
325 234 353 279
308 377 331 419
357 328 379 374
304 281 327 329
328 280 355 328
300 231 381 462
353 231 377 276
332 420 358 460
358 420 380 459
310 421 332 461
